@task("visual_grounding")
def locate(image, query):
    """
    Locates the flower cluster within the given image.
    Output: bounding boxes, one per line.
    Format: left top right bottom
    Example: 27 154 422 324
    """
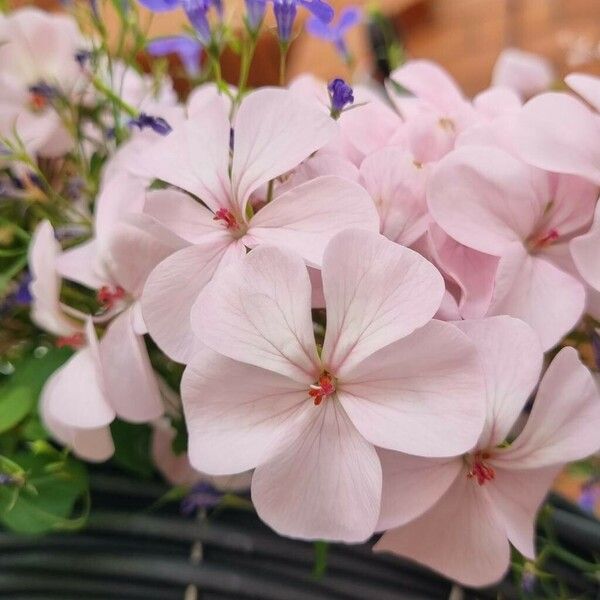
0 3 599 592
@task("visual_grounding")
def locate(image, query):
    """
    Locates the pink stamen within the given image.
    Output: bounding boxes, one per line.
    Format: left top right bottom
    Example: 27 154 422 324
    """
213 208 239 230
29 93 48 112
97 285 125 310
467 452 496 486
308 373 336 406
56 332 86 349
530 228 559 250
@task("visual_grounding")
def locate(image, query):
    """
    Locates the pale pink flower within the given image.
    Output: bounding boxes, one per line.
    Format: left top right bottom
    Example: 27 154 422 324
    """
138 88 379 363
571 202 600 294
515 73 600 185
492 48 554 99
181 229 486 542
428 145 598 349
375 317 600 587
0 8 85 157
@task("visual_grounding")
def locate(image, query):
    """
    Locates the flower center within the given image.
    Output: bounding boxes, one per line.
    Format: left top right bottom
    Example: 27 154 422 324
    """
527 228 559 252
467 451 496 486
308 372 336 406
97 285 125 310
213 208 239 230
29 92 48 112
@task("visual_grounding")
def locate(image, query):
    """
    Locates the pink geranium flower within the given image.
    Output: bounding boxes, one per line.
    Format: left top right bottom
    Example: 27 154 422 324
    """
181 229 486 542
137 88 379 363
375 317 600 587
428 144 598 349
491 48 554 99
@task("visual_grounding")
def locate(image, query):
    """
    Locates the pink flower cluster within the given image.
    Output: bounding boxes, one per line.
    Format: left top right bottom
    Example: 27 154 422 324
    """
12 9 600 588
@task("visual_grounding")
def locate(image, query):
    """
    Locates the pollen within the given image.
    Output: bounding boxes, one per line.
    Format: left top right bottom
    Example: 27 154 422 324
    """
308 372 336 406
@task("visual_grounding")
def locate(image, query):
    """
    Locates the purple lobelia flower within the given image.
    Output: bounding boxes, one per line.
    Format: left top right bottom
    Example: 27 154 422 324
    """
327 77 353 117
147 36 203 76
128 113 173 135
137 0 221 45
181 482 223 515
270 0 333 43
244 0 267 33
306 6 361 62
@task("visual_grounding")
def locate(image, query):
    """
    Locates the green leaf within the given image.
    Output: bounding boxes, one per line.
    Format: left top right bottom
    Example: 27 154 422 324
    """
110 420 155 478
312 540 329 579
0 347 73 434
0 452 89 534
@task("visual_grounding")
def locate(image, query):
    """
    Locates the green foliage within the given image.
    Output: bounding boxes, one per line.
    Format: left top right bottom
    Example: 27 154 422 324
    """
0 451 88 534
110 420 155 479
0 347 72 435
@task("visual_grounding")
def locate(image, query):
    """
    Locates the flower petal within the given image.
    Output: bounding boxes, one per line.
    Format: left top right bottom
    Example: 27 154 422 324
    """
181 345 309 475
100 307 163 423
136 101 232 212
514 92 600 185
191 244 319 382
377 450 462 530
252 399 381 542
571 203 600 292
566 73 600 113
455 316 543 449
231 88 336 216
374 472 510 588
488 245 586 350
338 320 485 456
248 175 379 267
428 145 549 255
497 347 600 468
142 236 236 363
321 229 444 376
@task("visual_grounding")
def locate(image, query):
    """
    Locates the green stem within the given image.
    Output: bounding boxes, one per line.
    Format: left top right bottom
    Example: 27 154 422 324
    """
236 36 257 103
279 44 289 86
91 75 138 118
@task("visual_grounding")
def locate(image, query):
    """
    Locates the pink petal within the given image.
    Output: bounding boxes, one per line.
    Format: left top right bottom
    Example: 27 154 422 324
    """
44 320 115 429
497 347 600 468
142 236 236 363
136 101 232 212
486 465 562 559
455 316 543 449
404 111 456 163
571 203 600 292
231 88 336 216
56 240 108 290
105 213 188 297
428 146 549 255
181 345 310 475
377 450 462 530
359 147 428 245
100 307 163 423
143 188 224 245
492 48 554 99
151 419 199 486
252 399 381 542
473 87 522 118
186 82 232 118
375 471 510 588
428 223 498 319
338 320 485 456
321 230 444 376
191 244 319 382
566 73 600 112
488 244 586 350
40 379 114 462
248 175 379 267
28 221 81 337
514 92 600 185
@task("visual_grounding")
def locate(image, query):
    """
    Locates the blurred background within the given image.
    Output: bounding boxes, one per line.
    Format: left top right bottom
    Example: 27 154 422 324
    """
12 0 600 93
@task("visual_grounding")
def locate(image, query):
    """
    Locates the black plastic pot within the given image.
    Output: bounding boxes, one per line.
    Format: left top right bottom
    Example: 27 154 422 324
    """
0 470 598 600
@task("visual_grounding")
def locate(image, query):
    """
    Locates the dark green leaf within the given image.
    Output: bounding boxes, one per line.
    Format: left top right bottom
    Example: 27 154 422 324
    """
110 420 155 478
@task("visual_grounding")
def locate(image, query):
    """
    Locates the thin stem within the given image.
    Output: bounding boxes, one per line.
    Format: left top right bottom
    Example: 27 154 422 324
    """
90 75 138 118
236 36 257 104
278 43 289 86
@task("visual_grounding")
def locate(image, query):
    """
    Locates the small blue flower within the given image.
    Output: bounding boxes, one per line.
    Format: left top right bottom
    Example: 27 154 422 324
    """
147 36 203 76
328 78 353 117
181 482 223 515
28 82 57 101
306 6 361 62
128 113 173 135
138 0 221 45
75 49 92 68
270 0 333 44
579 479 600 513
244 0 267 33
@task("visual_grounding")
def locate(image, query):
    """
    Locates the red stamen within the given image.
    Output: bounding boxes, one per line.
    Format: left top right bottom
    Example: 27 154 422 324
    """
213 208 239 230
467 452 496 486
530 228 559 250
29 93 48 112
97 285 125 310
308 373 336 406
56 332 85 349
